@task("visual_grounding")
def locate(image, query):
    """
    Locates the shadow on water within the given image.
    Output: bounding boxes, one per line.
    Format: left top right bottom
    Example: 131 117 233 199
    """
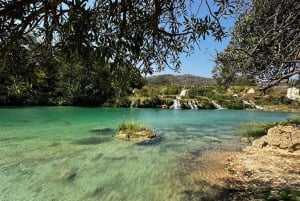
135 135 163 146
73 137 112 145
1 120 32 127
89 127 116 136
222 176 300 201
180 175 300 201
180 180 230 201
0 136 35 142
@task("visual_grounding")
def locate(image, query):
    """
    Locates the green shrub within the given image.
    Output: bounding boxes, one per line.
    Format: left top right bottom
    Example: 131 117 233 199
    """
223 100 244 109
165 85 181 95
280 96 292 105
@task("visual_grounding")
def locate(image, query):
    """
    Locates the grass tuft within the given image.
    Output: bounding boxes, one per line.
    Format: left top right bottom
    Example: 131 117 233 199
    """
118 120 148 132
241 117 300 138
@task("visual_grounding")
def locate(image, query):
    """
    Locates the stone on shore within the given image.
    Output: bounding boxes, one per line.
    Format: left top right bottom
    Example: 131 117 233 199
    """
252 125 300 152
226 125 300 191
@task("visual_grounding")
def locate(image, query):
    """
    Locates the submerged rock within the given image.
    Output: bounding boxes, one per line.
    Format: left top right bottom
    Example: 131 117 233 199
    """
203 136 221 143
58 168 77 182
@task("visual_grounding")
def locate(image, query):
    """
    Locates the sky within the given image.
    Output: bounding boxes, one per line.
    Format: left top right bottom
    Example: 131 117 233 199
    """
84 0 237 78
154 16 236 78
151 0 238 78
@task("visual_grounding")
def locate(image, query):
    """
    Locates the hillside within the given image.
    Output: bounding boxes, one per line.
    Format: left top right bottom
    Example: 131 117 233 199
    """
146 74 215 86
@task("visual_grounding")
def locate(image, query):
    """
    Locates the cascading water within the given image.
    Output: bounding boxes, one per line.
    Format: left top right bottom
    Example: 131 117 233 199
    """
170 89 198 110
180 89 188 96
130 100 137 108
211 100 225 109
188 100 198 109
171 99 181 109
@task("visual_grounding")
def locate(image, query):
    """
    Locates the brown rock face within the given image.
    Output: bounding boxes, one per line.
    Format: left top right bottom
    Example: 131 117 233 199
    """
252 125 300 152
267 125 300 151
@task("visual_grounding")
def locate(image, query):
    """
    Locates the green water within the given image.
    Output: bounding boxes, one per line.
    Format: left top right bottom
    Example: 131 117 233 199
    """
0 107 298 201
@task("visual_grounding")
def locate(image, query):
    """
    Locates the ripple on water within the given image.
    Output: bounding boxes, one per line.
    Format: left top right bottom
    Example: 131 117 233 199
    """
0 108 296 201
177 149 238 200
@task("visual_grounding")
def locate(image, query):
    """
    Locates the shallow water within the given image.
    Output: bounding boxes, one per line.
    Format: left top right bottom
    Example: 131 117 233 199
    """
0 107 298 201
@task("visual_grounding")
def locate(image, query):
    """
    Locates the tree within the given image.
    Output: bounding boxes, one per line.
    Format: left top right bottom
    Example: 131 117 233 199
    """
1 0 235 72
213 0 300 92
0 0 236 105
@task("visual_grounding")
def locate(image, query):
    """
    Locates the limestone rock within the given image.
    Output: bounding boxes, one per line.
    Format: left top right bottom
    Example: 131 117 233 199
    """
252 135 267 148
251 125 300 152
226 125 300 192
116 130 156 142
203 136 221 142
247 88 255 94
58 168 77 182
266 125 300 151
286 87 300 100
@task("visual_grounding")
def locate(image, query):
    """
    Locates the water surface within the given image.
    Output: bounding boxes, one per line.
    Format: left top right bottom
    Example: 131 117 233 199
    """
0 107 297 201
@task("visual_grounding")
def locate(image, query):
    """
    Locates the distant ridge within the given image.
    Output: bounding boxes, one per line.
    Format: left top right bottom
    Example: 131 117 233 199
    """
146 74 215 86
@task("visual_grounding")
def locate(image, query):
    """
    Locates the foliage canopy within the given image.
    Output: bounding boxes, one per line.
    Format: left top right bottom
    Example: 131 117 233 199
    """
1 0 235 73
213 0 300 92
0 0 236 105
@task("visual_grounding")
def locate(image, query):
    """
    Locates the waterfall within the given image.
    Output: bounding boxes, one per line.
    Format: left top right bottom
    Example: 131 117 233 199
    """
242 99 263 110
173 99 181 109
180 89 188 97
170 99 181 109
191 100 198 109
188 100 198 109
130 100 137 108
211 100 225 109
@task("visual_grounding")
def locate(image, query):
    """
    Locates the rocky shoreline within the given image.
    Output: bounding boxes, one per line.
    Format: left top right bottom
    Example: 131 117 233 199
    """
224 125 300 199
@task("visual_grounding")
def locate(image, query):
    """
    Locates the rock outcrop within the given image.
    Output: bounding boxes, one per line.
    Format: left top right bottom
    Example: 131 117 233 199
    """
252 125 300 152
226 125 300 192
116 130 156 142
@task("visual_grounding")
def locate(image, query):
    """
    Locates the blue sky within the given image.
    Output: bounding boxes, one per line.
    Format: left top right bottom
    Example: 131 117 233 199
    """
84 0 236 78
154 16 236 78
152 0 238 78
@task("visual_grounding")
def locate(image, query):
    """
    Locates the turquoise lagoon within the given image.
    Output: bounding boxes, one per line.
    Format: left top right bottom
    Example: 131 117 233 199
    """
0 107 298 201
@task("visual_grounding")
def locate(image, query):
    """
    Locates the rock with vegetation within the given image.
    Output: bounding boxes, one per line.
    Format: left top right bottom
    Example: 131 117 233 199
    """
116 121 156 142
226 120 300 194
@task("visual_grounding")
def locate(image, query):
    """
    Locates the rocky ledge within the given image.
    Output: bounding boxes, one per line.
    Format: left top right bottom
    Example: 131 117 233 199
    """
116 130 156 142
226 125 300 191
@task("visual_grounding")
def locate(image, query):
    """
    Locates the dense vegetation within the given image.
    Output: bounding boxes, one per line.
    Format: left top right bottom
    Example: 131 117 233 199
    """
129 77 300 110
1 0 299 105
213 0 300 92
147 74 215 86
0 0 235 106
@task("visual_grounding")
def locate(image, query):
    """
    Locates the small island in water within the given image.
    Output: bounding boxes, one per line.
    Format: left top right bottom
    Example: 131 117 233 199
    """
116 121 156 142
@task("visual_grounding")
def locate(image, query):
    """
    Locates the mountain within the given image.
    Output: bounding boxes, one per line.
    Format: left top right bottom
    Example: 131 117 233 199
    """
146 74 215 86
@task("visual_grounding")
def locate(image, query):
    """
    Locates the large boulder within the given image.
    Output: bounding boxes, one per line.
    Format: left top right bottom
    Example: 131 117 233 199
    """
252 125 300 152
